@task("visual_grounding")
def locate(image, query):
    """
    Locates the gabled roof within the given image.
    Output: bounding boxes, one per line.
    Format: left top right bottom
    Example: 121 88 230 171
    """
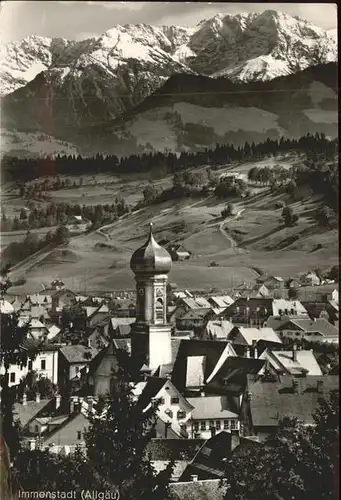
181 298 211 310
260 349 323 376
87 342 119 378
170 479 226 500
137 377 194 413
248 375 339 427
207 356 265 392
180 309 211 320
206 321 234 339
187 396 238 420
13 399 52 428
272 299 308 317
42 412 90 447
145 439 201 460
209 296 234 308
110 317 136 329
229 327 282 346
60 345 98 364
172 340 228 391
281 318 338 338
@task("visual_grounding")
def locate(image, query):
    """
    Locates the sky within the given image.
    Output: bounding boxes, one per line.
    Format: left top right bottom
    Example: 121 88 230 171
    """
0 1 337 44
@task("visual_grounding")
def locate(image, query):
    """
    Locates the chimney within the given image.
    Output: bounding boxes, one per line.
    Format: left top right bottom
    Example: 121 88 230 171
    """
70 396 76 413
55 393 61 410
292 380 299 394
292 343 297 362
231 429 240 451
35 393 41 404
317 380 324 393
87 396 94 415
22 393 27 406
190 475 198 482
165 422 171 439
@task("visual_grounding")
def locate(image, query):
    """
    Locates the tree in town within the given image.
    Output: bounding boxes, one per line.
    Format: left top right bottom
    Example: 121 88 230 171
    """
223 390 339 500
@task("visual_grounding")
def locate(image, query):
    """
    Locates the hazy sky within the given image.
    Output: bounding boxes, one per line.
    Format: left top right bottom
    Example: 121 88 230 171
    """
0 1 337 44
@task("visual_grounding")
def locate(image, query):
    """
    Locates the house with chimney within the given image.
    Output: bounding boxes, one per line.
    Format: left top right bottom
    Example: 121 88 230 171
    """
299 271 321 287
276 318 339 344
240 375 339 441
257 276 285 290
205 320 234 340
258 346 323 376
226 326 282 356
222 298 308 327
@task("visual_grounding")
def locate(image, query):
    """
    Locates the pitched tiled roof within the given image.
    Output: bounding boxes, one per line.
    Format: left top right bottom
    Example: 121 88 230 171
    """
13 399 52 428
187 396 238 420
87 342 119 377
260 349 323 376
145 439 201 461
206 321 234 339
180 309 211 320
230 327 282 346
60 345 98 364
248 375 339 427
284 318 338 338
170 479 226 500
172 340 228 391
207 356 265 394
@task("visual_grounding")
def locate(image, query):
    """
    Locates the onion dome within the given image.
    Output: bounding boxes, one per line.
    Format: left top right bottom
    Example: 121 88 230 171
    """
130 223 172 275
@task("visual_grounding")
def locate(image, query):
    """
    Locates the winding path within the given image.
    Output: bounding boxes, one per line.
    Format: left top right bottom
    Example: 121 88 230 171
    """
218 208 245 251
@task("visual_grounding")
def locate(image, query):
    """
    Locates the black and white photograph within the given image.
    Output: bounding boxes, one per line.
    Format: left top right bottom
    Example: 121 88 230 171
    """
0 1 338 499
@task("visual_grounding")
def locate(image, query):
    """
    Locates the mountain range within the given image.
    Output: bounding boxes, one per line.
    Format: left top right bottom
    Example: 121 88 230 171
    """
0 10 337 157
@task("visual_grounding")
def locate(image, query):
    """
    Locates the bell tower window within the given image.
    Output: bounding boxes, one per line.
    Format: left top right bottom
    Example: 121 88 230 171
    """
155 298 164 322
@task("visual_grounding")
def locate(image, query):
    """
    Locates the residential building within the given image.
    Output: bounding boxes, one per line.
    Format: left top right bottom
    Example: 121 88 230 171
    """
134 377 194 438
277 318 339 343
258 276 285 290
145 439 202 481
58 345 99 392
205 320 234 340
241 375 339 441
176 308 211 331
227 326 282 354
258 347 323 376
171 339 237 394
167 244 191 261
1 339 59 387
299 271 321 287
179 431 262 482
207 296 234 315
186 396 239 439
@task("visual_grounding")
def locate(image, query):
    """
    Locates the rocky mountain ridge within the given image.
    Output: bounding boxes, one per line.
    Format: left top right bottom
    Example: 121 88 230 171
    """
0 10 337 157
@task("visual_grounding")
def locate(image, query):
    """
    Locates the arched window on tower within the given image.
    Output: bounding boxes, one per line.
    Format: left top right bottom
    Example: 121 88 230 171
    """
155 298 164 321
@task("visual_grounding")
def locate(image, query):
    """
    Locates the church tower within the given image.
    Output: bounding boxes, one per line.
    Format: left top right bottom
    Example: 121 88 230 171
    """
130 223 172 371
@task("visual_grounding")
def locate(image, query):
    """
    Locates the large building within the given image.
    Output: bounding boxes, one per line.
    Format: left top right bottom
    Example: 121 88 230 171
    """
130 223 173 371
